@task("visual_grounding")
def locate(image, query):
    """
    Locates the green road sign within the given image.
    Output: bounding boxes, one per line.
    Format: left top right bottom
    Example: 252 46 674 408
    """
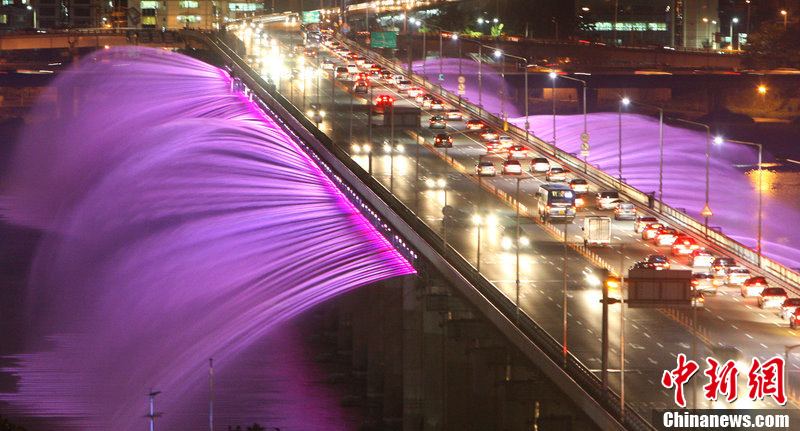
370 31 397 48
302 11 320 23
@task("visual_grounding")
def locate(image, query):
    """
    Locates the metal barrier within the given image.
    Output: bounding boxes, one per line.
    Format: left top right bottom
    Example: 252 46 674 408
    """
338 35 800 298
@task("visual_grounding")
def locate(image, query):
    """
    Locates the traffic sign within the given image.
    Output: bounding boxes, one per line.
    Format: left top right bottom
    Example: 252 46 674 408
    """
580 149 590 157
581 141 590 152
438 73 445 81
580 132 590 142
302 11 320 23
701 204 713 217
457 75 466 84
370 31 397 48
457 83 465 95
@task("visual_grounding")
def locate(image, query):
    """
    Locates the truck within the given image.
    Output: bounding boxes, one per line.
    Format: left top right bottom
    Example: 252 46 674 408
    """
583 216 611 246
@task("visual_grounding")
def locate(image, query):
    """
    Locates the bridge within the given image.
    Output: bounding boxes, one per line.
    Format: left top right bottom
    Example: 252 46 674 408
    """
203 22 800 429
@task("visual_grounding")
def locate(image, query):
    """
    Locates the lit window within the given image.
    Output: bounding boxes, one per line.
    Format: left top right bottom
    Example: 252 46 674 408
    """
0 14 7 24
229 2 263 11
178 0 198 8
140 1 159 8
142 16 156 25
177 14 202 22
2 0 13 4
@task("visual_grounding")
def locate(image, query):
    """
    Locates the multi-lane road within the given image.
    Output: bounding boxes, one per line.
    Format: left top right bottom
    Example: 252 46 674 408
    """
236 25 799 418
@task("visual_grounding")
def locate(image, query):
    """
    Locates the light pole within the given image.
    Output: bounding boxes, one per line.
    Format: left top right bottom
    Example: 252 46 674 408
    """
503 53 529 141
618 97 629 181
675 118 713 235
730 17 739 50
782 10 788 30
702 17 709 48
439 29 444 94
722 138 763 267
625 99 664 203
493 49 505 121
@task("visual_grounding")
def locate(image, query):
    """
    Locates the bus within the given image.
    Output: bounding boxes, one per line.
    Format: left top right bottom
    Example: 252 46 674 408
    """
536 183 576 222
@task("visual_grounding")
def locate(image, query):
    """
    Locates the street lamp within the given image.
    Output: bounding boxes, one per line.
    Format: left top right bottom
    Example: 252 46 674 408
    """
781 10 788 29
675 118 713 235
550 71 557 148
730 17 739 50
719 138 763 267
702 17 709 48
618 97 630 181
494 49 505 120
624 98 664 204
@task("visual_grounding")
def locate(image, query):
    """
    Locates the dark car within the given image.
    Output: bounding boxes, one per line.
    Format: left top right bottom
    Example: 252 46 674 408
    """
780 298 800 319
645 254 670 270
711 257 737 277
434 133 453 148
429 115 446 129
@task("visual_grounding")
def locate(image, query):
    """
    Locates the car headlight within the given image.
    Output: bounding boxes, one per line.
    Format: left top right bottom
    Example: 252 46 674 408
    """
396 144 404 153
352 144 361 152
307 110 313 117
501 237 512 250
436 179 446 188
520 236 530 247
383 144 392 153
472 214 482 225
426 179 435 188
319 111 326 117
362 144 371 152
486 214 499 226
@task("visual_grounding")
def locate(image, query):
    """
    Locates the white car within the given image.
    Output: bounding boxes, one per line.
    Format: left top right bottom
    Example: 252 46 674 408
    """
508 145 527 159
530 158 550 172
596 191 620 210
445 109 462 120
476 161 496 176
498 135 514 146
321 60 335 70
346 64 359 74
397 80 411 91
726 267 751 286
545 167 567 182
408 87 424 98
502 160 523 175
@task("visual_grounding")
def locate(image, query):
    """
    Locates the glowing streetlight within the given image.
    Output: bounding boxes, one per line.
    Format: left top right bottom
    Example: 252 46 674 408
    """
758 85 767 95
782 10 788 29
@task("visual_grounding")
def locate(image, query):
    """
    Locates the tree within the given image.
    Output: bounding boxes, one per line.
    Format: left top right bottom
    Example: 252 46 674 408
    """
743 22 800 69
490 23 504 37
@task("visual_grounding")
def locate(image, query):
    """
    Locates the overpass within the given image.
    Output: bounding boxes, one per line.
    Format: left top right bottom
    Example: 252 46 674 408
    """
0 28 185 51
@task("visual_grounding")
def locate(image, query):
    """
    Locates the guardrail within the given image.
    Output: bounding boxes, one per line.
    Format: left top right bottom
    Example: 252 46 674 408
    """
189 30 640 431
338 35 800 298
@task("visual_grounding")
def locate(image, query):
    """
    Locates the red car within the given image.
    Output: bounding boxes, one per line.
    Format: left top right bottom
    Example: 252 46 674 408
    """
466 120 485 130
672 235 700 255
654 227 679 246
373 95 394 114
486 140 502 152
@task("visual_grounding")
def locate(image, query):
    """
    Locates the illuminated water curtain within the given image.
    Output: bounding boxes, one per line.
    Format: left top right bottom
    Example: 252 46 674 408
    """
0 47 415 430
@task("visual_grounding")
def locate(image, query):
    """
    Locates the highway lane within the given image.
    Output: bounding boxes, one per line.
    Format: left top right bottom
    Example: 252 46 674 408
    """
244 29 800 415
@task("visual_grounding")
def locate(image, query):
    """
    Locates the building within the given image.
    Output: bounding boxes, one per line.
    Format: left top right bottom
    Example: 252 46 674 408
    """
575 0 719 48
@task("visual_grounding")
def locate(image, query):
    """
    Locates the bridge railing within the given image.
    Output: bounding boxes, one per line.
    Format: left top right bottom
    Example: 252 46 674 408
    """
338 35 800 298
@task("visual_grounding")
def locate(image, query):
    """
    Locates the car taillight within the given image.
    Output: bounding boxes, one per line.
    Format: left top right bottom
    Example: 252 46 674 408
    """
796 314 800 321
546 205 551 210
692 280 699 286
698 296 705 304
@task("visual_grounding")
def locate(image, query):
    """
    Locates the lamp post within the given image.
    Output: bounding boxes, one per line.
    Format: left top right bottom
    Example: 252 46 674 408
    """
625 99 664 204
723 138 763 267
782 10 788 30
675 118 713 235
730 17 739 50
702 17 709 48
499 52 529 141
439 29 444 94
618 97 629 181
493 49 505 119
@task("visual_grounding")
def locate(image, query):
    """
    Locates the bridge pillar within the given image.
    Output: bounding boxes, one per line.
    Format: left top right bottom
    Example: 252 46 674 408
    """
402 274 425 431
367 282 387 413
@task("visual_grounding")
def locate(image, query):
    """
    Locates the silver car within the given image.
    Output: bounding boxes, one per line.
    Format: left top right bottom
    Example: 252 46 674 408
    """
614 202 637 220
725 267 751 286
691 272 718 294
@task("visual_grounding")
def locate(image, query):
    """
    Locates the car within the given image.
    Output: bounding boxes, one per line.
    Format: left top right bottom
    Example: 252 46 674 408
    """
690 248 715 267
353 80 368 93
391 74 404 85
380 70 393 80
711 257 737 277
672 235 700 255
335 66 349 79
429 115 446 129
485 140 502 152
346 64 359 74
424 176 447 189
569 178 588 193
634 216 658 233
306 103 325 123
321 59 335 70
654 227 679 246
373 95 394 114
397 80 412 91
641 222 666 240
791 308 800 329
502 160 523 175
434 133 453 148
692 291 706 308
725 267 751 286
369 65 382 76
741 276 767 297
480 130 499 141
546 167 567 182
631 260 657 270
498 135 514 146
596 191 620 210
356 72 371 82
530 158 550 173
430 100 445 110
466 120 485 130
407 87 424 98
508 145 527 159
780 298 800 319
445 109 463 120
476 160 496 176
645 254 670 270
345 52 358 59
354 57 366 66
758 287 788 309
302 49 317 57
614 202 637 220
692 272 718 294
362 61 375 70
